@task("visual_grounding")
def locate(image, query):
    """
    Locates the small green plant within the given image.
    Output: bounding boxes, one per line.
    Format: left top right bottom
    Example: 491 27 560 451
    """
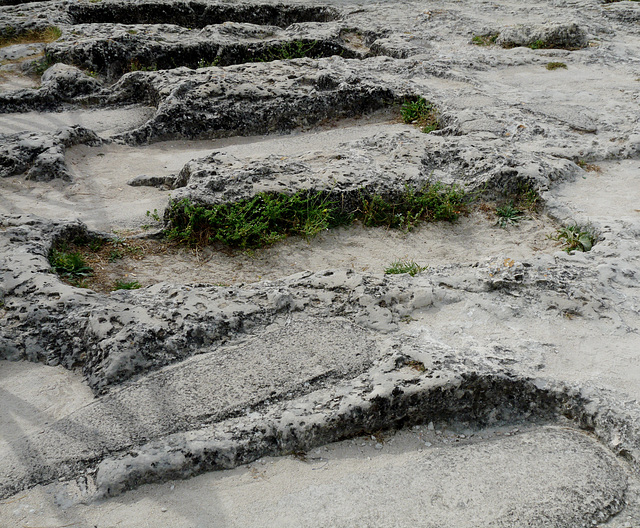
127 29 138 35
129 59 157 72
49 248 93 279
108 248 124 262
552 223 599 252
385 259 427 277
546 61 567 70
495 202 524 227
88 238 105 252
197 57 220 68
113 279 142 290
255 40 319 62
514 182 540 211
401 97 440 133
33 53 57 76
146 209 161 222
528 39 548 50
471 33 499 46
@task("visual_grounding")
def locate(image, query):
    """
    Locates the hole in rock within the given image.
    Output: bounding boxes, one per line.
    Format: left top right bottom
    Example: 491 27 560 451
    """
68 2 341 28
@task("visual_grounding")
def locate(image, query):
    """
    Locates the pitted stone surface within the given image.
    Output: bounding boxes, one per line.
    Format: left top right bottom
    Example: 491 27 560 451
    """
1 0 640 524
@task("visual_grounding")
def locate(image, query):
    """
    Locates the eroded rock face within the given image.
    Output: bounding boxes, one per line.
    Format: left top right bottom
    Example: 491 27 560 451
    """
2 0 640 523
0 125 102 181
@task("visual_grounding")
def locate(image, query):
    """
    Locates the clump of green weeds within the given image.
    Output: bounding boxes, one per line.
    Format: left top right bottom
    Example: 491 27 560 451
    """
166 184 468 248
551 223 599 252
513 182 540 212
495 201 524 227
0 26 62 48
113 279 142 290
360 183 466 228
129 59 157 72
546 61 567 70
166 191 351 248
528 39 549 50
49 247 93 282
256 40 319 62
471 33 499 46
401 97 440 133
146 209 161 222
32 52 57 76
384 259 427 277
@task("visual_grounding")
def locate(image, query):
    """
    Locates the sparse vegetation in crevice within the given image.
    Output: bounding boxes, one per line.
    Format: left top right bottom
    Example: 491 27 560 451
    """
129 59 157 72
471 33 499 46
576 159 602 173
528 39 550 50
197 57 220 69
32 52 58 76
401 97 440 133
551 223 600 252
49 235 155 292
0 26 62 48
546 61 567 70
253 40 320 62
495 202 524 228
513 182 541 212
165 184 469 249
49 246 93 286
384 259 427 277
113 279 142 290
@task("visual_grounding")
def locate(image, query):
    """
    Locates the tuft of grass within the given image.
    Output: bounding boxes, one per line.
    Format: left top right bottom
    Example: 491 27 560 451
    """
471 33 499 46
576 159 602 173
49 248 93 280
113 279 142 290
32 52 57 76
551 223 599 252
401 97 440 133
129 59 157 72
384 259 427 277
514 182 540 212
528 39 548 50
495 202 524 227
546 61 567 70
166 184 468 248
0 26 62 48
255 40 319 62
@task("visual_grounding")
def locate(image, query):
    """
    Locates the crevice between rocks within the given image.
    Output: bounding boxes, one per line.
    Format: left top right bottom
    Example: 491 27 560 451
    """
68 2 342 29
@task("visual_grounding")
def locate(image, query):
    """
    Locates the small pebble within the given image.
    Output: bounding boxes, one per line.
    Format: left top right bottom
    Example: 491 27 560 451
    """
161 507 167 513
424 441 432 447
374 443 383 450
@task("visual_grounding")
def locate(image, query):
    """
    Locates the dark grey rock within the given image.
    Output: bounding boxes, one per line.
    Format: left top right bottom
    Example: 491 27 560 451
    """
496 23 589 50
40 63 102 98
127 173 176 188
